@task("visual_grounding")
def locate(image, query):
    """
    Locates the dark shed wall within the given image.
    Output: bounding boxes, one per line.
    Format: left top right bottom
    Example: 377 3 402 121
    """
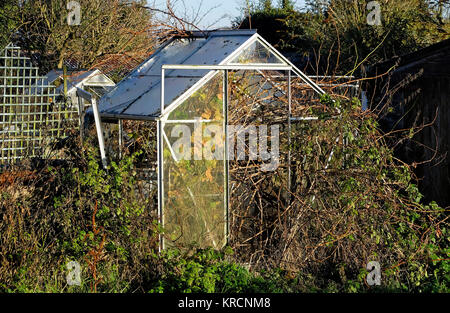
368 41 450 207
403 76 450 206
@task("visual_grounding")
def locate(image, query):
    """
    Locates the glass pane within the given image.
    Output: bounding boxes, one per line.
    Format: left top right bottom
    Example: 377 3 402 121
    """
168 71 223 120
229 40 283 64
227 70 290 252
162 71 226 249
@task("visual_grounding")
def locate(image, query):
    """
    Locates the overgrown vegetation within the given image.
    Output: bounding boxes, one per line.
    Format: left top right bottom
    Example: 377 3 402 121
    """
0 0 448 294
0 94 447 293
237 0 450 74
288 94 448 292
0 132 158 292
0 0 162 80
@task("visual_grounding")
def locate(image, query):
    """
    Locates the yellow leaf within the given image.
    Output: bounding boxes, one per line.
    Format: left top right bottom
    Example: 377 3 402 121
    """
201 110 212 119
205 167 213 182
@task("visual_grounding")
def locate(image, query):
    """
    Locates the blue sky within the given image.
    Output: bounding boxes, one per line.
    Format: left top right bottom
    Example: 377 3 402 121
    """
148 0 307 29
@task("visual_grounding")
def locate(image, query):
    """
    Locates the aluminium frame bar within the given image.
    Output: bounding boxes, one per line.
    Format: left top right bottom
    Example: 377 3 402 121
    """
162 64 292 71
118 119 123 159
157 119 163 252
224 69 230 246
100 112 158 121
76 87 107 168
288 70 292 195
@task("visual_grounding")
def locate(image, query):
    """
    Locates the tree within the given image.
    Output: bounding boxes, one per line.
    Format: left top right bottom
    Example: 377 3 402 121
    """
235 0 449 74
4 0 158 79
0 0 19 48
428 0 450 22
279 0 294 10
263 0 272 11
286 0 449 74
234 0 311 53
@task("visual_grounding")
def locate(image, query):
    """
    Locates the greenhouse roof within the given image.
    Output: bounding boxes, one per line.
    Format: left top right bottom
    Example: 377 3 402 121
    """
97 29 324 120
44 69 115 95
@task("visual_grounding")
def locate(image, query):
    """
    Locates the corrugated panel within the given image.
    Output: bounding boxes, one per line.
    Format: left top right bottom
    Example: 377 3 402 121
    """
98 31 256 118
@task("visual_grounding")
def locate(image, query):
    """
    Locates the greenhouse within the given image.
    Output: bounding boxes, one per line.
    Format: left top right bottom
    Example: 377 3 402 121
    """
95 30 327 250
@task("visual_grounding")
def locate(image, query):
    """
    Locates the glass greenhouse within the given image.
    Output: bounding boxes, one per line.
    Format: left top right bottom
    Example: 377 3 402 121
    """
95 30 326 250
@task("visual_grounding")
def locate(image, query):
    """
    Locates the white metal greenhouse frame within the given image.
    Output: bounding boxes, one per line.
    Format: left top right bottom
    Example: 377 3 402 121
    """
92 30 326 250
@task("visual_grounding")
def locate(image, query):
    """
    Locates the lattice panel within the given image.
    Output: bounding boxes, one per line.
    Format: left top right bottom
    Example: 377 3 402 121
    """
0 44 79 163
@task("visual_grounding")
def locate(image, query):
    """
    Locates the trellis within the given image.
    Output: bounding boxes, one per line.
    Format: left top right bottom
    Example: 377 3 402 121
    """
0 44 79 163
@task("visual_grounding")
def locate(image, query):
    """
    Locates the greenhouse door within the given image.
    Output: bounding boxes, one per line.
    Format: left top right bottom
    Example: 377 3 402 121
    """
159 71 227 249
